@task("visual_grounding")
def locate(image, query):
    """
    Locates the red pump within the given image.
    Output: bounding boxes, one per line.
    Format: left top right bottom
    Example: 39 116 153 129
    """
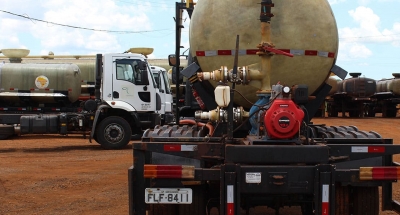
264 99 304 139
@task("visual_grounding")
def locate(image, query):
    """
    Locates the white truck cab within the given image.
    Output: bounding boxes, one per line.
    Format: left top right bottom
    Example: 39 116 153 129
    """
102 53 160 113
150 65 174 124
89 53 162 148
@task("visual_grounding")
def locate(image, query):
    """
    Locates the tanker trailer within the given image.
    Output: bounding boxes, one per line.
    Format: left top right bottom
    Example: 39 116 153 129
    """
326 73 377 117
370 73 400 117
0 49 163 149
174 0 346 124
130 1 400 215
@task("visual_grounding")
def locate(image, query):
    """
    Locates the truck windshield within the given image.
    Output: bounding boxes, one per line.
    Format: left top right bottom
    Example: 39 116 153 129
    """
116 59 150 85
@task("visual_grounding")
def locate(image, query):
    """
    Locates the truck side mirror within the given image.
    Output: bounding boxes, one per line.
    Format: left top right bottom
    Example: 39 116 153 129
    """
168 54 177 66
135 61 149 85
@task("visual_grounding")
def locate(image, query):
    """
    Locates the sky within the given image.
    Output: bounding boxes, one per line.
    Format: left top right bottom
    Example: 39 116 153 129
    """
0 0 400 80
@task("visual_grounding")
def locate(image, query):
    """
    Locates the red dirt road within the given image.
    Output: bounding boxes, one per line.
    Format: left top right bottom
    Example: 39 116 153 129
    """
0 117 399 215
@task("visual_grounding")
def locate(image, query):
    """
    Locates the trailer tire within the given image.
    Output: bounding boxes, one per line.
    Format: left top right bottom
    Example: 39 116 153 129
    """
353 186 379 215
335 185 350 215
0 125 15 140
178 185 207 215
148 205 178 215
96 116 132 149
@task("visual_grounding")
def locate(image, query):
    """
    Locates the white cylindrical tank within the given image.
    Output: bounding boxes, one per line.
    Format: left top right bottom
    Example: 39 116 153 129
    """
190 0 338 108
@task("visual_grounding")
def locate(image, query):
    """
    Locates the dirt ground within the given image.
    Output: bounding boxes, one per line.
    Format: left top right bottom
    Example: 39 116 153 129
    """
1 117 400 215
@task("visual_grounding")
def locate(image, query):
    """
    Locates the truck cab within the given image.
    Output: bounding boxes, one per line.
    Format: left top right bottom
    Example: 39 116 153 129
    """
150 65 174 124
102 53 160 113
90 53 162 147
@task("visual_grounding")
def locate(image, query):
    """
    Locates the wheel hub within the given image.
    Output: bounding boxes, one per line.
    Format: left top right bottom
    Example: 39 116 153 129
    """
104 123 124 143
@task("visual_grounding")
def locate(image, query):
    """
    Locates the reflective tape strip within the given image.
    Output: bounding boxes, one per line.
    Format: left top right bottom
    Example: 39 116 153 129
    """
164 145 198 152
195 49 335 58
352 146 385 153
227 185 234 215
322 184 329 215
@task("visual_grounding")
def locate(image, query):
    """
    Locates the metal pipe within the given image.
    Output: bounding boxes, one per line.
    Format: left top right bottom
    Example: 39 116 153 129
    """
259 0 274 92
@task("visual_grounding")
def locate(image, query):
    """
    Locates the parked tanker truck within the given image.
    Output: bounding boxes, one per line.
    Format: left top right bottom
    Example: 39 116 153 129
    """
326 73 377 118
129 0 400 214
368 73 400 117
0 49 164 149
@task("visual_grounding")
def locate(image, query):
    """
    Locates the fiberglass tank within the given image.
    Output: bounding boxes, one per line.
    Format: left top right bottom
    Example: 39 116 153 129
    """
190 0 339 109
0 63 82 105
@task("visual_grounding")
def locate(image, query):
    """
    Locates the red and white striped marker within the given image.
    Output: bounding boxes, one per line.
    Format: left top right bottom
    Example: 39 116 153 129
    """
322 184 329 215
351 146 385 153
163 144 198 152
195 49 335 58
227 185 234 215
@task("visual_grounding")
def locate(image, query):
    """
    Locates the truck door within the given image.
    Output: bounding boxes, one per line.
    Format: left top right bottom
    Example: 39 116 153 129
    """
112 59 156 112
152 70 166 115
161 70 173 113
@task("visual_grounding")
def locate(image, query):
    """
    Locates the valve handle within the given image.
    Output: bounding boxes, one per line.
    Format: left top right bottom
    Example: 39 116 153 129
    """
263 46 294 57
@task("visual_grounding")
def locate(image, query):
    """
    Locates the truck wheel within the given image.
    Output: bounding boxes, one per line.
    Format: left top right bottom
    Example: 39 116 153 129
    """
0 125 15 140
353 187 379 215
178 185 207 215
148 205 178 215
96 116 132 149
335 185 350 215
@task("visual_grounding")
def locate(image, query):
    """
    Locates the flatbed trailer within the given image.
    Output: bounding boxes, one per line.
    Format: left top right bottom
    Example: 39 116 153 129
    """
129 125 400 215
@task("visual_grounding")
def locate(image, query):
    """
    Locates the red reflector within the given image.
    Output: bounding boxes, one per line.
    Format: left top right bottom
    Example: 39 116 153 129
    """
164 145 181 151
279 49 291 53
45 88 50 91
328 52 335 58
196 51 205 56
144 165 195 179
246 49 259 55
217 50 232 55
368 146 385 153
178 99 185 103
372 167 399 180
10 88 14 91
305 50 318 56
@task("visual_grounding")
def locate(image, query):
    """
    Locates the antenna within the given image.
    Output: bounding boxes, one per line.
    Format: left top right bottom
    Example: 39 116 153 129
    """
227 35 240 142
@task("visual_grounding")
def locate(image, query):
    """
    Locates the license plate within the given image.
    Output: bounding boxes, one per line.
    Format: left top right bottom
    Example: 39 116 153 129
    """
145 188 192 204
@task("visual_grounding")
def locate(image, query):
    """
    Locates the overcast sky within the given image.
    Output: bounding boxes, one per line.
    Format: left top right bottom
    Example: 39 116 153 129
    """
1 0 400 80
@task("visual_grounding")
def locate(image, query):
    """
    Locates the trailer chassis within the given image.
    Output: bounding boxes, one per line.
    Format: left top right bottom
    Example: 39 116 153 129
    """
129 137 400 215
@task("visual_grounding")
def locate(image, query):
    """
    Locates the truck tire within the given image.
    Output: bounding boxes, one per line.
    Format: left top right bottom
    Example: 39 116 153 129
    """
96 116 132 149
148 205 178 215
0 125 15 140
353 186 379 215
178 185 207 215
335 185 350 215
